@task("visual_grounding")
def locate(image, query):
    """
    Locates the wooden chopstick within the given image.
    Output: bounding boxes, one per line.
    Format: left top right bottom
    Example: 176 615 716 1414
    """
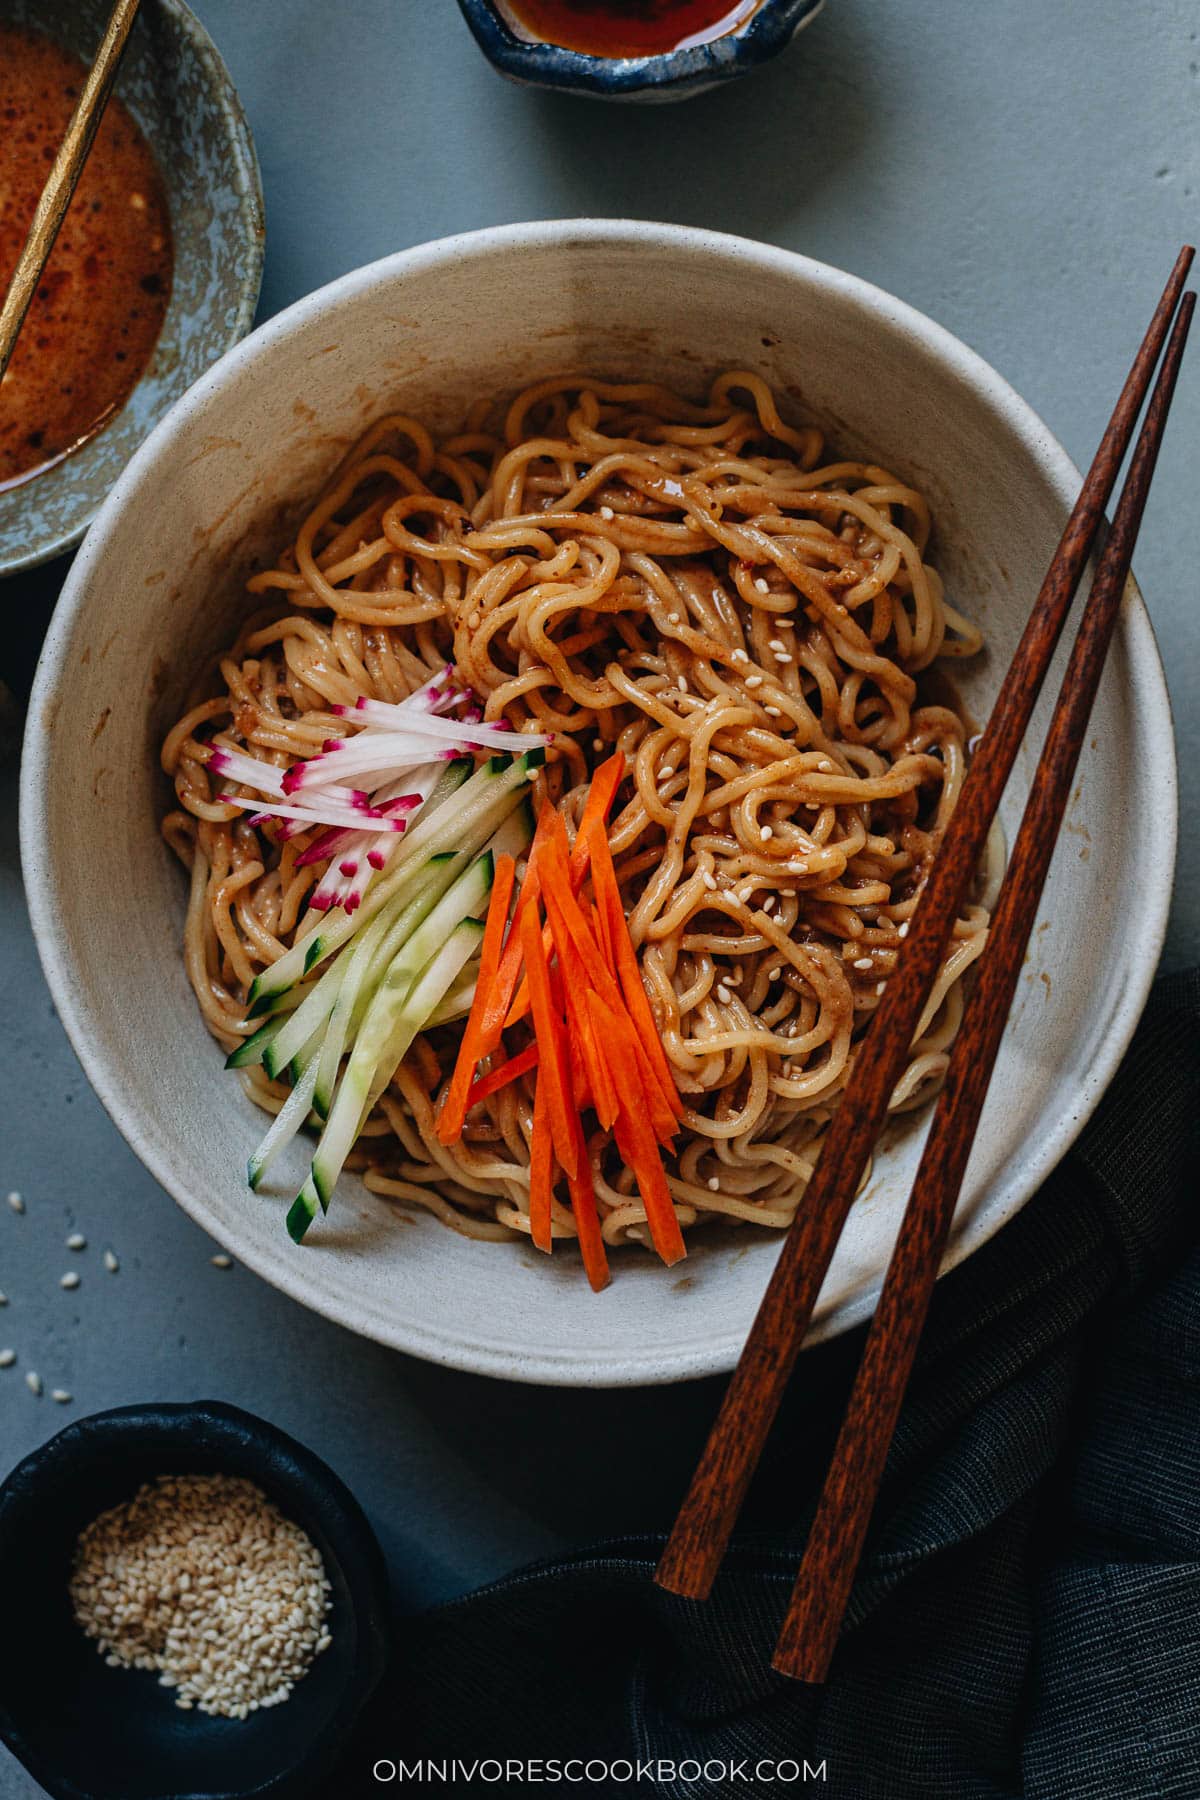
0 0 143 383
772 286 1195 1684
654 245 1195 1605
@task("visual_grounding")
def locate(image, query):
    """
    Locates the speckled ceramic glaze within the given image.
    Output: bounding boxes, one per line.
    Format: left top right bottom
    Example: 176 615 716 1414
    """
20 223 1177 1386
0 0 264 577
457 0 825 101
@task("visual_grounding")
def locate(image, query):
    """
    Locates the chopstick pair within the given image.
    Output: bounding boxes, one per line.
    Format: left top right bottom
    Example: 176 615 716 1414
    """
655 248 1196 1684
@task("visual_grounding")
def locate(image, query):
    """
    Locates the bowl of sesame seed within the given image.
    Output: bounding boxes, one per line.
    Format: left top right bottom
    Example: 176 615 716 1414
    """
0 1400 390 1800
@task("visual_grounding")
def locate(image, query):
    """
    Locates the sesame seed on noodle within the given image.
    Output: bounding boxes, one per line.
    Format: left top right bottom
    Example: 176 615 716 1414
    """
70 1474 332 1718
0 1349 14 1368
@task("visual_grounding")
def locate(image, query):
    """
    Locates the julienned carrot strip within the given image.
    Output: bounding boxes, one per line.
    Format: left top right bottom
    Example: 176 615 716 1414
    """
540 818 625 1010
475 805 558 1058
528 1074 553 1253
587 992 686 1268
519 903 579 1178
566 1114 610 1293
540 818 672 1140
588 821 685 1122
504 755 626 1027
467 1042 539 1108
544 881 619 1130
625 1027 680 1149
436 853 517 1144
591 900 612 970
551 958 590 1113
569 752 625 879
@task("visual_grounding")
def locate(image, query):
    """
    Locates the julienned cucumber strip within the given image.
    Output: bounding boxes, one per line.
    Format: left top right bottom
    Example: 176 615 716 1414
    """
426 974 477 1027
296 757 527 978
247 1051 320 1191
295 920 483 1236
363 923 485 1119
308 797 534 1112
247 749 539 1015
287 1175 321 1244
311 854 461 1118
306 864 493 1217
261 949 352 1079
225 1013 288 1071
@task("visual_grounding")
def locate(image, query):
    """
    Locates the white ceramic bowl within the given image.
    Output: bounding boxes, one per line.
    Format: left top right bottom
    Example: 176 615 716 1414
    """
21 222 1176 1386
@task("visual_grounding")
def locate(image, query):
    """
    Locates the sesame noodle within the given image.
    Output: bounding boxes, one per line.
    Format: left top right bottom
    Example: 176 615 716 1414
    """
161 372 997 1255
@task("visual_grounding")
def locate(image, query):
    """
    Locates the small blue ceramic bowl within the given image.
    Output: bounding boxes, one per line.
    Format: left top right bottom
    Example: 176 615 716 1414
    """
456 0 825 103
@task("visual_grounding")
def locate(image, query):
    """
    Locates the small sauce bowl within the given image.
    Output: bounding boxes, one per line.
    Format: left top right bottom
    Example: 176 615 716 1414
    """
0 0 263 579
455 0 825 102
0 1401 390 1800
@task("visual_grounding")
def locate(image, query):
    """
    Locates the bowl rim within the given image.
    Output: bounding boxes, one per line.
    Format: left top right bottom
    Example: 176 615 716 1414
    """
19 219 1179 1386
0 0 265 579
454 0 826 97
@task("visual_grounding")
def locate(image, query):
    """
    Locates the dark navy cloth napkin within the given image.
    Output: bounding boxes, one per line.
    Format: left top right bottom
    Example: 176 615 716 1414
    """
348 971 1200 1799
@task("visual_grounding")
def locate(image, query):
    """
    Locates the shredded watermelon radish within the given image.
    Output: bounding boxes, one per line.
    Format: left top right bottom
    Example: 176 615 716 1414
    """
204 665 552 913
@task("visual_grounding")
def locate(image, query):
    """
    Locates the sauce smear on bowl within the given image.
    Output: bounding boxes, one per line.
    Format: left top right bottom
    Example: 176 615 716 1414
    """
0 24 173 492
503 0 759 57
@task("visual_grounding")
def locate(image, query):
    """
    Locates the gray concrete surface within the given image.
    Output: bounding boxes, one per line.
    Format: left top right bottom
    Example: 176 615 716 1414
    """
1 1 1196 1791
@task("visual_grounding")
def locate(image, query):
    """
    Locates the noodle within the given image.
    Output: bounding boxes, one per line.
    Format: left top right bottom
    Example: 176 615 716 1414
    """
161 372 991 1255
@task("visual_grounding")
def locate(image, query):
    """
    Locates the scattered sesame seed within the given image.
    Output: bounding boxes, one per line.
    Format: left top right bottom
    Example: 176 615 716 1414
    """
764 704 782 717
667 612 681 625
769 967 783 981
467 609 481 629
774 652 793 664
876 981 886 995
52 1389 72 1405
732 648 749 663
716 983 732 1005
0 1350 14 1368
760 825 773 841
66 1233 87 1251
898 921 910 938
592 737 605 752
25 1371 41 1397
599 504 614 521
745 674 763 689
60 1272 81 1291
707 1176 721 1191
754 577 769 594
768 638 787 652
103 1250 120 1273
853 956 873 970
7 1191 24 1214
210 1254 233 1270
677 675 689 693
762 896 775 915
702 871 717 891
